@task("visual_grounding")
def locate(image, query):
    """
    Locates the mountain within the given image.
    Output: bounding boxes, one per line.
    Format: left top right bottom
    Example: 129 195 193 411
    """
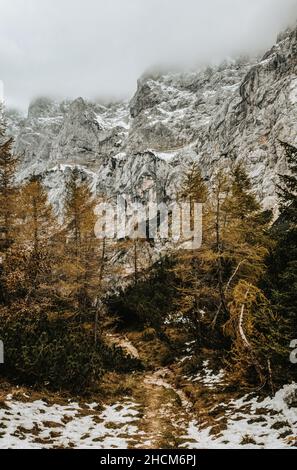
6 25 297 212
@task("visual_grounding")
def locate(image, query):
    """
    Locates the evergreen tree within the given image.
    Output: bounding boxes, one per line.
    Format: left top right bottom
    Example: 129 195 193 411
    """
277 141 297 223
265 141 297 353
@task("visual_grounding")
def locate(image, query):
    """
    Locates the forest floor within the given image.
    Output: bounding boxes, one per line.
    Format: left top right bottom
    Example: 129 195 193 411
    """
0 329 297 449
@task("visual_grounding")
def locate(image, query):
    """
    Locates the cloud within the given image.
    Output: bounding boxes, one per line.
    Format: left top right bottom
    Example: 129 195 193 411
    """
0 0 296 110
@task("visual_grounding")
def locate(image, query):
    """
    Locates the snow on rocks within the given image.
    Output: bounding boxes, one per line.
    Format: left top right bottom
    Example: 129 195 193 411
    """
289 78 297 105
8 28 296 213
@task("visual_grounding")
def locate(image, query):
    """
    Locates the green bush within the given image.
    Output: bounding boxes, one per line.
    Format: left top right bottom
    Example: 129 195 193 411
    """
108 257 178 331
0 304 105 392
102 345 144 373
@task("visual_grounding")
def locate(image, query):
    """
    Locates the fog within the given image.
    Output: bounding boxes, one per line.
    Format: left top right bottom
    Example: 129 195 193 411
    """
0 0 297 110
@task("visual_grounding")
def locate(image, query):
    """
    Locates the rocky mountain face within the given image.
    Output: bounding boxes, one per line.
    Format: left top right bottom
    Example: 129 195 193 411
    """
6 25 297 212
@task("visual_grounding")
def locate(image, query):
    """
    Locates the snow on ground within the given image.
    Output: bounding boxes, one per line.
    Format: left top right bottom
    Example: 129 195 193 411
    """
190 360 225 388
1 377 297 449
0 397 141 449
183 384 297 449
179 346 225 388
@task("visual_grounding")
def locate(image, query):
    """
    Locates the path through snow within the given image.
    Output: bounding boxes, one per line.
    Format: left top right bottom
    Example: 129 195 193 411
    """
1 380 297 448
1 335 297 449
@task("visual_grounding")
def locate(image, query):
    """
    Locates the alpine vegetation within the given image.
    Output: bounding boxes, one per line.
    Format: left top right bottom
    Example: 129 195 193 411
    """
0 0 297 451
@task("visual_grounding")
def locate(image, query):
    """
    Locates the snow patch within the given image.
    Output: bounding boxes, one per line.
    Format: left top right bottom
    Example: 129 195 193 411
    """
183 384 297 449
0 398 141 449
190 361 225 388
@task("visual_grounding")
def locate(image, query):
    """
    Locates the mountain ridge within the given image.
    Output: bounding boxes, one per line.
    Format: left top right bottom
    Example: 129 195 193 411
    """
6 24 297 211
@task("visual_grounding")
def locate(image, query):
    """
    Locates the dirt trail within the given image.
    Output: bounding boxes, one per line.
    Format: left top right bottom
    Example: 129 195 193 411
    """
105 332 192 448
105 332 140 359
1 331 296 449
132 368 192 449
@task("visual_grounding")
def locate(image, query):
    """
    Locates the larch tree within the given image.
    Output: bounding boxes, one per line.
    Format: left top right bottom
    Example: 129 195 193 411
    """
174 163 211 344
175 163 273 351
0 136 19 253
211 165 272 328
5 175 57 299
220 166 279 390
0 116 19 304
62 175 121 340
179 162 208 204
62 170 98 308
60 168 119 344
225 280 284 391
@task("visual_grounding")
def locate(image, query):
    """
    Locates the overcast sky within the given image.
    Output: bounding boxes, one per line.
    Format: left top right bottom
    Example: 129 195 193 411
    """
1 0 297 111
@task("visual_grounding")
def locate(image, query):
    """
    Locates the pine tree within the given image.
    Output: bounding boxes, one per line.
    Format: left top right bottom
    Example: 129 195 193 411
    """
264 141 297 350
277 141 297 224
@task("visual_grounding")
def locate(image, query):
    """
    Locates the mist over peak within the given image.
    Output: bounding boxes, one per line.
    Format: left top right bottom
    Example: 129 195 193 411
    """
1 0 297 110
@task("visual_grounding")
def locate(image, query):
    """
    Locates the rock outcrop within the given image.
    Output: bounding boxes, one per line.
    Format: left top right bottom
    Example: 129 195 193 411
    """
7 25 297 211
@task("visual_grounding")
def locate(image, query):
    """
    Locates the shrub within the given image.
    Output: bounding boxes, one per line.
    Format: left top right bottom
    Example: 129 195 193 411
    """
108 257 178 331
101 344 143 373
0 303 105 392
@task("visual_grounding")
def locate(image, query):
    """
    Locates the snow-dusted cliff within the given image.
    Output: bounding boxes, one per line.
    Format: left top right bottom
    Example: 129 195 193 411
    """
7 26 297 211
